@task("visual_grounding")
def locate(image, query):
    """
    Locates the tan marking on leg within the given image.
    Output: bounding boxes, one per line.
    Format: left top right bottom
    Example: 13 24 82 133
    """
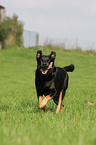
38 96 42 108
39 96 42 103
49 86 54 89
60 104 64 112
38 96 50 111
56 91 62 113
39 95 51 109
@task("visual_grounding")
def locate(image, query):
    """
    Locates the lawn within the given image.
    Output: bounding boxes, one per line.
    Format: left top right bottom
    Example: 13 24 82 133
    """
0 46 96 145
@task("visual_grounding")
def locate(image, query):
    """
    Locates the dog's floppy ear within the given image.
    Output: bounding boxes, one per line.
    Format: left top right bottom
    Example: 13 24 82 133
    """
36 50 42 60
50 51 56 61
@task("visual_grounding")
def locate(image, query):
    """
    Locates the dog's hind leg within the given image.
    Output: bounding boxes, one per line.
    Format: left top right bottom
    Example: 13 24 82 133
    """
56 91 62 113
60 104 64 112
53 97 64 113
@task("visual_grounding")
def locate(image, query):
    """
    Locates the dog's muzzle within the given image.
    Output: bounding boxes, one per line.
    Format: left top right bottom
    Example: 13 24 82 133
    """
40 62 53 75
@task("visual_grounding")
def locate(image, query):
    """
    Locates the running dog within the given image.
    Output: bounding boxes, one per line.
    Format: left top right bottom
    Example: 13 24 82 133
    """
35 50 75 113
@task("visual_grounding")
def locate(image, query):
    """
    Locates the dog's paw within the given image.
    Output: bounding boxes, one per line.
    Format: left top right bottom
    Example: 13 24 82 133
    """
56 108 60 113
60 105 64 113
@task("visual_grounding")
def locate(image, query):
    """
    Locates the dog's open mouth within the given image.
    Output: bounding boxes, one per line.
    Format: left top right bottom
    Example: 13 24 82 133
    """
40 62 53 74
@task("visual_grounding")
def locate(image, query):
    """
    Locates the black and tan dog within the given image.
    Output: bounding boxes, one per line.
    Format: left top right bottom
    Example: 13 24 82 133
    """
35 50 75 113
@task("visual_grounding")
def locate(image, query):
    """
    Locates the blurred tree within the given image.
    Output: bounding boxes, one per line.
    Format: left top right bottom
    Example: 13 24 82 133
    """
0 13 23 48
0 5 5 22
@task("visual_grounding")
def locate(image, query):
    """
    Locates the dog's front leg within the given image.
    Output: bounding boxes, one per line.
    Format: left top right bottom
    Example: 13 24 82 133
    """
38 96 50 111
38 96 42 107
56 91 62 113
39 95 51 109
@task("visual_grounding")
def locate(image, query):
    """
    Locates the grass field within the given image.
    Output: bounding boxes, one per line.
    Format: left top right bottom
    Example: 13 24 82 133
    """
0 46 96 145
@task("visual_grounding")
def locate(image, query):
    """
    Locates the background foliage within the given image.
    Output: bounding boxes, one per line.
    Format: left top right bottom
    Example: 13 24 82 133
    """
0 14 23 47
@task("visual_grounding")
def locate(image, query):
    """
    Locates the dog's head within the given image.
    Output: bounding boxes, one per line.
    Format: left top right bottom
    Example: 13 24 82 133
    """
36 50 56 75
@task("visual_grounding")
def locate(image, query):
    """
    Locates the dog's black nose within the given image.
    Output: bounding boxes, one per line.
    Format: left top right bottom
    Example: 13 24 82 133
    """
43 63 47 66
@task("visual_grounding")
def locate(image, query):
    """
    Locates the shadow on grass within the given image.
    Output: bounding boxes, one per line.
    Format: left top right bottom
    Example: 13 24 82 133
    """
20 97 57 113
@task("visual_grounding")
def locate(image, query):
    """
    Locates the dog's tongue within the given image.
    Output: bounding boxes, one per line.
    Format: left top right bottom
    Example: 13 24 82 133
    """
40 62 53 74
42 70 48 74
48 62 53 69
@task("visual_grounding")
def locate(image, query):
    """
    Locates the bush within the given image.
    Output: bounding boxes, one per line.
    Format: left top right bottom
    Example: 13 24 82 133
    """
0 14 23 48
0 21 9 42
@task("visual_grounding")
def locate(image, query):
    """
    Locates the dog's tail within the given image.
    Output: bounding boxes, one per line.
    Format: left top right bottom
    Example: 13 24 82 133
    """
63 64 75 72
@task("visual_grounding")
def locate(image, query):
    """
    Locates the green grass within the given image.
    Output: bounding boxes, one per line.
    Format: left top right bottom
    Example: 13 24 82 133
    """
0 46 96 145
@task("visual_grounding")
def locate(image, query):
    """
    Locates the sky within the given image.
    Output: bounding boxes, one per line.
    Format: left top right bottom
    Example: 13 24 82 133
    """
0 0 96 42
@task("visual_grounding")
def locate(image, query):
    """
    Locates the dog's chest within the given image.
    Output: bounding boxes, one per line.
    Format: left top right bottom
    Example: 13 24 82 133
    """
39 75 55 89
